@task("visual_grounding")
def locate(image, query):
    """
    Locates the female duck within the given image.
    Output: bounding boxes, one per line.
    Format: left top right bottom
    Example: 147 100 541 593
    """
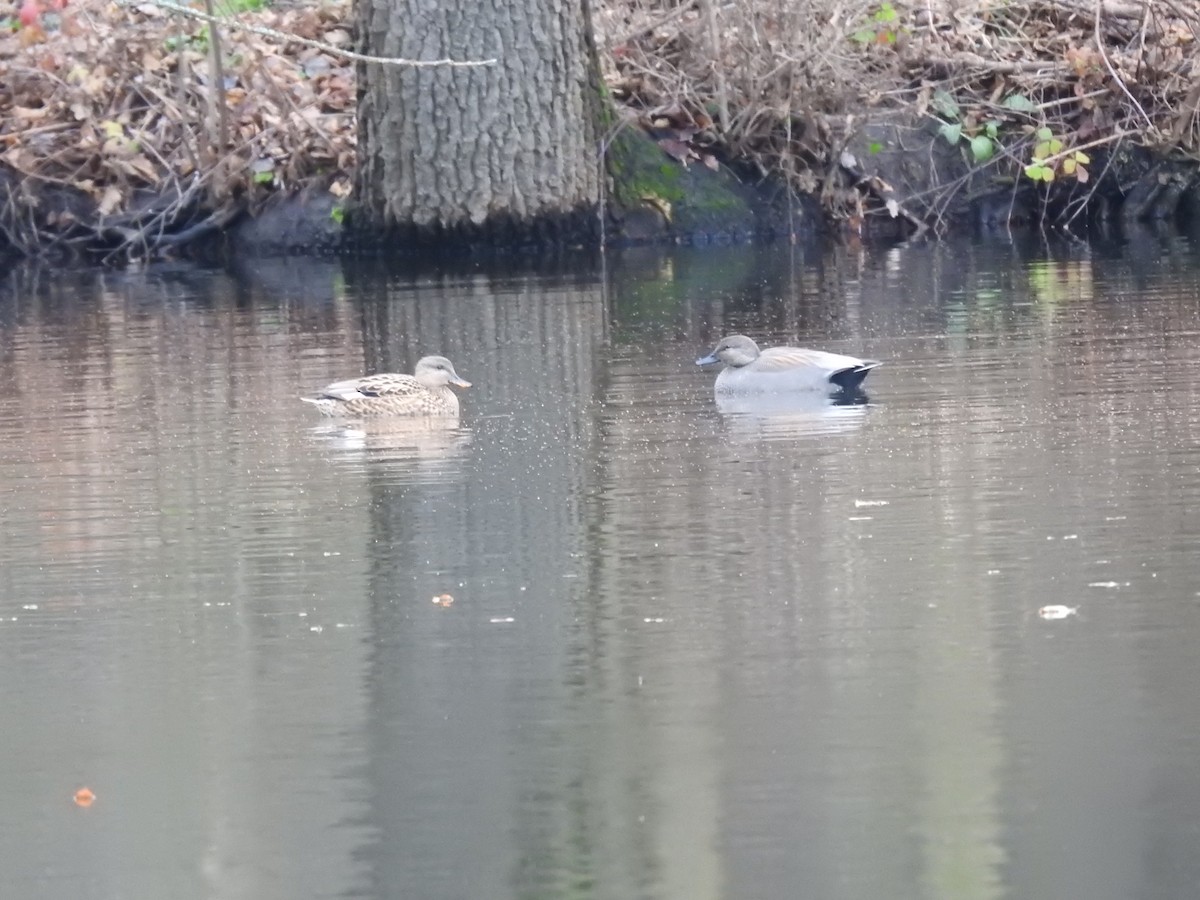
301 356 471 417
696 334 880 394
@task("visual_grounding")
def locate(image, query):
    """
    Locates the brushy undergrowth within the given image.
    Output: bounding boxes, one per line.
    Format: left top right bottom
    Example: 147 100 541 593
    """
2 0 1199 256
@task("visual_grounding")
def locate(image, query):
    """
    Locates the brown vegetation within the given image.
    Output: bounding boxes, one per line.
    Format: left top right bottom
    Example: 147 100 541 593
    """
2 0 1200 257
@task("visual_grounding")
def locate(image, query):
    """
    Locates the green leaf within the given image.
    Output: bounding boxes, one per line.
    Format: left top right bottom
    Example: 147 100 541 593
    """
939 121 963 145
868 141 883 154
1003 94 1036 112
1073 150 1091 165
1035 126 1053 141
933 90 960 119
875 2 897 23
253 171 275 185
985 120 1000 139
330 206 345 224
969 135 995 163
852 29 873 44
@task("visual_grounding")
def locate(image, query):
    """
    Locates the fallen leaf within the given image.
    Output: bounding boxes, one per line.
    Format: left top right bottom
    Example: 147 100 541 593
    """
97 184 123 215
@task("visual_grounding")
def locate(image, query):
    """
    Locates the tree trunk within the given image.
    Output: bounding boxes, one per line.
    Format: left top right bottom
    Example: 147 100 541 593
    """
352 0 604 249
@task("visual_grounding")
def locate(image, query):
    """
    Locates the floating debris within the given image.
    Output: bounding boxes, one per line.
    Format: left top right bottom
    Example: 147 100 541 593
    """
21 604 38 610
431 593 455 607
1088 581 1126 589
489 617 515 624
643 617 666 624
1038 605 1079 620
73 787 96 808
309 625 324 633
854 499 890 507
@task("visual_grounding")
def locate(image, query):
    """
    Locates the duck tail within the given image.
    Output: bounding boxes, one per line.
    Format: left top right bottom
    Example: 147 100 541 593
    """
829 361 881 391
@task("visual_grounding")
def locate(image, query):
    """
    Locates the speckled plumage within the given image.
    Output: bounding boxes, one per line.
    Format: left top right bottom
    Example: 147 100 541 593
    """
696 334 881 394
301 356 471 417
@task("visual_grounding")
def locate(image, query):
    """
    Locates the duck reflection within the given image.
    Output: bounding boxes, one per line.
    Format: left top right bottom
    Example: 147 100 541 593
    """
714 391 871 440
309 418 473 482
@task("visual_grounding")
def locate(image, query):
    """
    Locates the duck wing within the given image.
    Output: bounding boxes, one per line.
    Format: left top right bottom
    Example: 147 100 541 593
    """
756 347 868 373
317 373 420 400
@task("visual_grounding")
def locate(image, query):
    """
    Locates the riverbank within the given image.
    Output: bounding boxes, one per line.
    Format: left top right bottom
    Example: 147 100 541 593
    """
3 0 1199 259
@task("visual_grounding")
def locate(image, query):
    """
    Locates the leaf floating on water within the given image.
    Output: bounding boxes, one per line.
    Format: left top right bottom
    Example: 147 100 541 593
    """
1038 605 1078 620
73 787 96 808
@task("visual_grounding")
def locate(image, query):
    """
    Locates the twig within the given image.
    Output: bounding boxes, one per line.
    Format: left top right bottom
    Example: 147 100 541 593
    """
616 0 699 45
203 0 230 155
121 0 497 67
1035 128 1133 166
1169 74 1200 147
1093 0 1154 131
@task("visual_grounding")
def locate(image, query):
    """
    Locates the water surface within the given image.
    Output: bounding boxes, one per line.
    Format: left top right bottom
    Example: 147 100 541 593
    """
3 237 1200 899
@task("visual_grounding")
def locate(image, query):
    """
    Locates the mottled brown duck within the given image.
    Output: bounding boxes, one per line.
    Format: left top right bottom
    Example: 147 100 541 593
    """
301 356 471 417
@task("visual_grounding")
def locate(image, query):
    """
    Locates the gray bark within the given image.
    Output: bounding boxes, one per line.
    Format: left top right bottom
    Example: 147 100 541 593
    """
353 0 603 245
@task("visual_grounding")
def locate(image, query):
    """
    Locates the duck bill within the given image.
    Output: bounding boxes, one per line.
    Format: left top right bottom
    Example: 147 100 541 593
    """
695 353 719 366
451 377 472 388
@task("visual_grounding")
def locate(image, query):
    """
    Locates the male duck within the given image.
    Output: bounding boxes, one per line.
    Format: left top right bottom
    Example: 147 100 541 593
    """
696 334 880 394
301 356 471 417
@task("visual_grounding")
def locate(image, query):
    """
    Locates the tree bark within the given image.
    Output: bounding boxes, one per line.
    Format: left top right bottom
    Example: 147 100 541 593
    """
352 0 604 249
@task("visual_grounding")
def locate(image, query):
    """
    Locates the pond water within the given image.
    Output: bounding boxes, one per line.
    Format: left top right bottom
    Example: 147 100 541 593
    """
3 232 1200 900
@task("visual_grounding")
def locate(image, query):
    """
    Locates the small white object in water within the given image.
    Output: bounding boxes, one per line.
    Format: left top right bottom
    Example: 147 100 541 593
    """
1038 605 1078 620
854 499 890 507
309 625 324 633
21 604 38 610
1088 581 1124 588
489 616 515 624
643 617 666 624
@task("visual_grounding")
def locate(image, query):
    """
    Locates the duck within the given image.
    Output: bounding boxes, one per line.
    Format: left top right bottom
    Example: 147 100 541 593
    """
696 334 880 394
301 355 471 417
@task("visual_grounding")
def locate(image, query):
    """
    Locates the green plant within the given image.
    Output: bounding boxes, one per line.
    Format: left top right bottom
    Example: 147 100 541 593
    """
852 2 902 46
1023 127 1090 183
933 90 999 164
